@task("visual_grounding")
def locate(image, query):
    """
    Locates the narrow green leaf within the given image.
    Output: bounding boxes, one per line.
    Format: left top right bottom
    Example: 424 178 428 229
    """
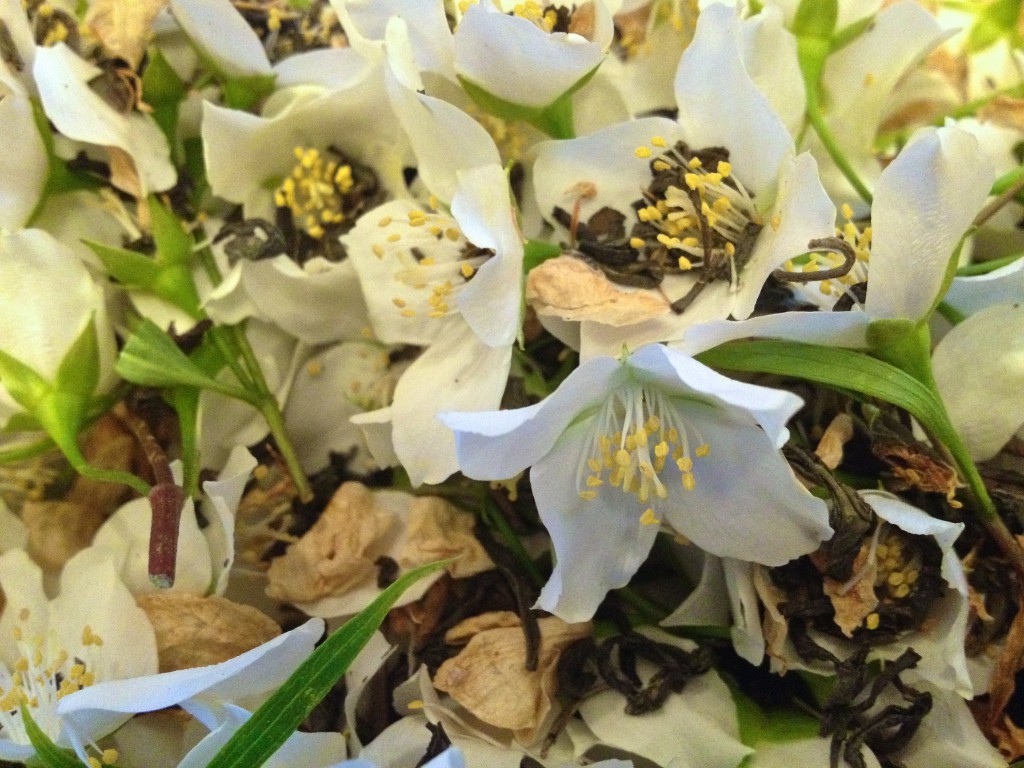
206 560 450 768
116 320 254 402
165 386 201 497
829 14 874 53
695 339 949 434
149 196 194 267
21 707 82 768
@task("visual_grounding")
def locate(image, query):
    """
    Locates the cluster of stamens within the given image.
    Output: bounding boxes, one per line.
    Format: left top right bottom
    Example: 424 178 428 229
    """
0 612 113 765
629 137 762 291
370 203 491 320
862 526 924 631
578 383 709 523
274 146 355 239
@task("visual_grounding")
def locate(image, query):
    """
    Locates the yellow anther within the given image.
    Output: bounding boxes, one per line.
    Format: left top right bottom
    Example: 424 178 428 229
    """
445 228 461 240
615 448 632 467
717 161 731 177
630 237 646 248
635 146 653 159
687 157 702 169
579 490 599 500
651 136 667 147
684 173 701 190
378 216 393 227
652 160 671 172
586 475 603 487
682 473 696 491
724 242 735 256
372 244 385 258
865 612 880 630
640 508 660 526
387 233 401 243
460 263 476 278
677 256 693 270
887 571 905 587
401 308 416 317
695 444 709 457
102 749 119 765
677 456 693 472
894 583 910 598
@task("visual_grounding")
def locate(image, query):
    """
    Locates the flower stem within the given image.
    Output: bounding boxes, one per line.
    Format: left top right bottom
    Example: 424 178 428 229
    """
805 86 873 205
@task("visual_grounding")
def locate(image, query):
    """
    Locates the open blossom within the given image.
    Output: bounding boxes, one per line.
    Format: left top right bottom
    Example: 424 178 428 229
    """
529 2 834 356
441 343 831 622
0 548 158 763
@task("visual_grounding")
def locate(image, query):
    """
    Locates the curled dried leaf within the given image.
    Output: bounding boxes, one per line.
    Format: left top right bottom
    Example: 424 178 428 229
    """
432 613 591 742
397 497 494 578
265 482 396 603
84 0 170 68
816 413 855 470
136 592 280 673
525 255 669 326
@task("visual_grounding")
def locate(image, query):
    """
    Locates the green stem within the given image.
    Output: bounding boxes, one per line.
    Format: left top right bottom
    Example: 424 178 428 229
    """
61 439 151 496
805 89 873 205
940 81 1024 123
956 251 1023 276
0 436 56 463
613 585 667 625
935 301 966 325
255 396 312 502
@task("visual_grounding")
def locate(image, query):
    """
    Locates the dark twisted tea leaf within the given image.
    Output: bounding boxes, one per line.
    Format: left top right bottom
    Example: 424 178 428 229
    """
414 721 453 767
214 218 288 263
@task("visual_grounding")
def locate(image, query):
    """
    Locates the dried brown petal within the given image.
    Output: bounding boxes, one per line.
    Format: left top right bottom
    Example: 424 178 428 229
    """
265 482 396 603
397 497 494 579
815 413 855 470
444 611 521 644
69 413 138 515
84 0 169 68
753 564 790 666
526 255 668 326
433 613 591 742
136 592 280 673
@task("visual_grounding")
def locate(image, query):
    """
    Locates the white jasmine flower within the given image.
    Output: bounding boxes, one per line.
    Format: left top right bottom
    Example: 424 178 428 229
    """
675 123 994 354
0 548 158 762
441 343 830 622
0 80 47 231
168 0 272 81
531 3 834 356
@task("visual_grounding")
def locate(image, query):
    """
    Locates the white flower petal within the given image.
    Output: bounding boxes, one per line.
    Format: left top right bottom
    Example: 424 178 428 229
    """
33 44 175 194
897 686 1005 768
0 549 49 669
670 311 871 357
385 19 500 204
740 5 805 136
390 327 511 485
169 0 271 77
674 3 793 200
58 618 325 737
866 125 993 321
660 404 831 566
0 82 47 230
204 257 370 346
731 152 836 320
532 116 682 228
273 47 374 91
202 447 258 596
532 420 662 622
945 257 1024 316
451 165 523 347
440 356 620 479
455 4 604 109
933 303 1024 460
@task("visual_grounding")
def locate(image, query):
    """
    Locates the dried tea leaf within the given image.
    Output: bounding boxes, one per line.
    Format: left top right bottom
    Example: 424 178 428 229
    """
752 563 790 666
85 0 169 68
525 255 669 326
986 588 1024 730
23 500 106 570
397 497 494 579
867 411 963 500
433 614 591 741
816 413 855 470
108 145 143 198
979 95 1024 132
136 592 280 673
265 482 396 603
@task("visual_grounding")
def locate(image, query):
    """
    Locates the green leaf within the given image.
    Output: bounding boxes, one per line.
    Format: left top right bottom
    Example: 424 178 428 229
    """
458 63 601 139
142 48 187 149
696 339 950 436
0 349 50 413
523 239 563 272
205 560 450 768
52 316 100 401
21 707 83 768
116 320 254 402
86 240 161 287
222 73 277 111
149 196 194 267
165 386 201 497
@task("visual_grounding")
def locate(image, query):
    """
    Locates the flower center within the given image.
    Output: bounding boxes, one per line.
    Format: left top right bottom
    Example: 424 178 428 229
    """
370 204 493 321
0 613 104 753
274 146 381 242
577 382 709 512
